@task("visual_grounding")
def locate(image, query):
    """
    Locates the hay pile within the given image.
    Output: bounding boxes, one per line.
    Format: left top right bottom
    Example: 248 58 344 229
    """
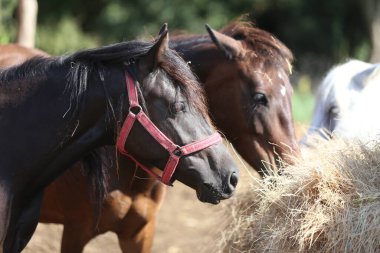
220 139 380 253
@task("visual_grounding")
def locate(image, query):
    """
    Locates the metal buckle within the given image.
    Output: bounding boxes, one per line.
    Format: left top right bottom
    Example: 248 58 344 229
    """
173 146 182 157
129 105 142 115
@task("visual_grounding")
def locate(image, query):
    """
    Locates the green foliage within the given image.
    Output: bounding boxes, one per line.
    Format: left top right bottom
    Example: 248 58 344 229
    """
1 0 373 65
36 0 254 45
90 0 254 43
13 0 254 54
292 75 315 123
252 0 370 65
0 33 11 44
0 0 18 43
354 41 371 61
36 17 99 55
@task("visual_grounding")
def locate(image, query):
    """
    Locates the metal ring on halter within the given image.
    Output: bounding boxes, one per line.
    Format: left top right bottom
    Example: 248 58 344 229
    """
129 105 142 115
172 146 182 157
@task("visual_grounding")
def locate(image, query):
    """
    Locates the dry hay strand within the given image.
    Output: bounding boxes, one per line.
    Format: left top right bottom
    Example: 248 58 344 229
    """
219 138 380 253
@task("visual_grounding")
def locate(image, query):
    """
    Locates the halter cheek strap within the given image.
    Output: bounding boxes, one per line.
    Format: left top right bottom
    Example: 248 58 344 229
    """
116 71 222 185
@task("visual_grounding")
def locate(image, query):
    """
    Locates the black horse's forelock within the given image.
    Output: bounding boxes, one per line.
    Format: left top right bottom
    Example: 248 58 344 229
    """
160 49 209 119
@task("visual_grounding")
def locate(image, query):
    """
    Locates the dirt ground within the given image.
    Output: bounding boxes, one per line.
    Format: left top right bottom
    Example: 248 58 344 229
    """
23 124 307 253
22 154 258 253
23 184 227 253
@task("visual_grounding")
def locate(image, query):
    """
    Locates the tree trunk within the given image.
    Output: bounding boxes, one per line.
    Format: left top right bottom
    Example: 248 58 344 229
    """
362 0 380 62
16 0 38 48
370 17 380 62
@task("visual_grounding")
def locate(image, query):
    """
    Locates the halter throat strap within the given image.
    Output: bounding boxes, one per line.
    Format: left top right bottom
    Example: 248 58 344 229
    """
116 71 222 185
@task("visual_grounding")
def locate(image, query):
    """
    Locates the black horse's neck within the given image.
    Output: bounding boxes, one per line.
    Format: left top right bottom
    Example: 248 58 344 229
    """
0 56 126 194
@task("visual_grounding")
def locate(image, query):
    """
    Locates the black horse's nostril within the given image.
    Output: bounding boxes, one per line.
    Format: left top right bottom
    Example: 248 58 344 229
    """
221 171 239 197
229 171 239 189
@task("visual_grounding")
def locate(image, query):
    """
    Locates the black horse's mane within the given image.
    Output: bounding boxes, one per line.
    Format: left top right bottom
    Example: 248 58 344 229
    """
0 41 152 84
0 39 207 118
0 56 62 84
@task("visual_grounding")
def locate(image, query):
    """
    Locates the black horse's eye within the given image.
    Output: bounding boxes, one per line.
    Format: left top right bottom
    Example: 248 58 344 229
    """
252 93 268 106
170 102 186 114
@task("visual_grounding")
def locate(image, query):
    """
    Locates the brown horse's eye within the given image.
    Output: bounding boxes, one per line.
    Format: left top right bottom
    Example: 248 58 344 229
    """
252 93 268 106
170 102 186 114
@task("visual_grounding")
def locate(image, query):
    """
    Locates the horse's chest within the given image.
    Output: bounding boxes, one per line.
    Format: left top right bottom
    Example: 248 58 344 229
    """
105 190 133 219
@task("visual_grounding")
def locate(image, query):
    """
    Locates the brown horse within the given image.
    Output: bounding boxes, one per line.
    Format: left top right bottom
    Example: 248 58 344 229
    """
40 152 164 253
1 20 299 253
0 44 48 65
172 21 299 174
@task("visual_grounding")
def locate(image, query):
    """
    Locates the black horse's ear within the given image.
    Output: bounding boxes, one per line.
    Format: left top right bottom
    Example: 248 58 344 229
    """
158 23 168 36
140 28 169 73
205 24 245 60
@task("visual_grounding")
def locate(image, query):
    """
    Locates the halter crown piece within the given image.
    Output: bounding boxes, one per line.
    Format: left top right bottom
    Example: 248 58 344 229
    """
116 71 222 185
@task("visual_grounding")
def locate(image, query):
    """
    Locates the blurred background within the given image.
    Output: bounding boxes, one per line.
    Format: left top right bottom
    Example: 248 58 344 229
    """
1 0 379 124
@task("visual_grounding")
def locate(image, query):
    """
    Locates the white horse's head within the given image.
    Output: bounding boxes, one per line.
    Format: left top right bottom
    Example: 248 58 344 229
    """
335 63 380 143
302 59 380 146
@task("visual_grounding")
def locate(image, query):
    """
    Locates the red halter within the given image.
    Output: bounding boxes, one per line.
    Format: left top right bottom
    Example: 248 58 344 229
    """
116 71 222 185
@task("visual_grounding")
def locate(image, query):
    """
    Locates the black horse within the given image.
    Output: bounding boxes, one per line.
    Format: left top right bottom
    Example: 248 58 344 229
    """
0 29 239 252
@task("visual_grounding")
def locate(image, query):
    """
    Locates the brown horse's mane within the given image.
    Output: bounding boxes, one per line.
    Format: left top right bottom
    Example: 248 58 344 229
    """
172 19 293 75
221 20 293 73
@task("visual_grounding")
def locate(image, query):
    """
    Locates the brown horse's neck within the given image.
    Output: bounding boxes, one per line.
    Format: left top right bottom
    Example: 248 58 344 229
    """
172 41 228 84
104 151 162 196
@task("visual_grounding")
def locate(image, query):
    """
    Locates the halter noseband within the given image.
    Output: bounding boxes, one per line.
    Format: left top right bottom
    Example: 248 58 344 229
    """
116 71 222 185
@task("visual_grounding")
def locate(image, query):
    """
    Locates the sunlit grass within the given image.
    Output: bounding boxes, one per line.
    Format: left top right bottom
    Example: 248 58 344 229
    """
292 75 315 124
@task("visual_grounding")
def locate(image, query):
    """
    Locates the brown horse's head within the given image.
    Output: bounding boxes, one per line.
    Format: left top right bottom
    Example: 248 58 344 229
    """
206 22 300 175
173 21 300 176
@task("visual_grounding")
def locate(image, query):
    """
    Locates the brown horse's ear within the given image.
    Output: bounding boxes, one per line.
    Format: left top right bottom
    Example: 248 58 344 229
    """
205 24 245 60
158 23 168 36
140 28 169 73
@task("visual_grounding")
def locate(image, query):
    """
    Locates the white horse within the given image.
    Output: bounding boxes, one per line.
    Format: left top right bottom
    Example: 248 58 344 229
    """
302 59 380 146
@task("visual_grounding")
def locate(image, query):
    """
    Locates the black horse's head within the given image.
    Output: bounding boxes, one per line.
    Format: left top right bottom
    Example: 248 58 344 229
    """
118 30 239 204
